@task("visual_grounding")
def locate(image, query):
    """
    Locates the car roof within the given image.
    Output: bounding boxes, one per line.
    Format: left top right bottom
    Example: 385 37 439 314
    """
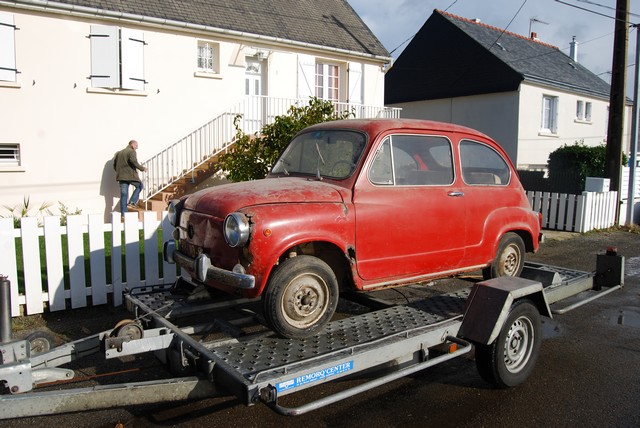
302 118 494 141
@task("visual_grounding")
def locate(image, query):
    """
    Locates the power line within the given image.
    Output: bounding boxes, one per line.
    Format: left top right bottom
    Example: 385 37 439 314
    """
575 0 640 19
390 0 462 55
489 0 528 50
555 0 632 24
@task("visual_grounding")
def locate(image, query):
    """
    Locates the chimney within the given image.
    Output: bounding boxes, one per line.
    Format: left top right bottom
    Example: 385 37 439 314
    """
570 36 578 62
530 32 538 40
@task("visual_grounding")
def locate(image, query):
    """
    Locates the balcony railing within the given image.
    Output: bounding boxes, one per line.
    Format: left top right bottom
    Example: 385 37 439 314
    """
141 96 401 202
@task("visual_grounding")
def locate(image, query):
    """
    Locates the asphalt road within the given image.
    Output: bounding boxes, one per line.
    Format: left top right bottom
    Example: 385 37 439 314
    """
5 229 640 428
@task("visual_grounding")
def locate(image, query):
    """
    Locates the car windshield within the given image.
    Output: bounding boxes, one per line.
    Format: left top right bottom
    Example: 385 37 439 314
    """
271 130 367 179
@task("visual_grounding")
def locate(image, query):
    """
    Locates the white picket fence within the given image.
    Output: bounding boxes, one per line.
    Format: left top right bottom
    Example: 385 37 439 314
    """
527 190 618 232
0 212 176 317
0 190 622 317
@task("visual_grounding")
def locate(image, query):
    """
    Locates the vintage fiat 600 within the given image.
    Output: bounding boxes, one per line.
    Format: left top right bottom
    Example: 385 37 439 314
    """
164 118 542 339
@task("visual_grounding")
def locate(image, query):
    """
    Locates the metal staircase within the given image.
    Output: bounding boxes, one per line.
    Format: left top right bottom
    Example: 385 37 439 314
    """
138 96 402 217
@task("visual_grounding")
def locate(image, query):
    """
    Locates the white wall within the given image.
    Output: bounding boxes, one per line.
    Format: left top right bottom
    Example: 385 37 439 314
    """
517 83 613 168
0 7 387 218
388 91 520 163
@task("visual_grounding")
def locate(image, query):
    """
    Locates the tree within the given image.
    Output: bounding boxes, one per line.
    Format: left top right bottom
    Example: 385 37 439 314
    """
218 98 352 182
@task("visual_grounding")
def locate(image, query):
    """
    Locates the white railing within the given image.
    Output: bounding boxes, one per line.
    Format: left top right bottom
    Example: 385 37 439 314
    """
0 213 175 317
141 96 401 202
527 190 619 232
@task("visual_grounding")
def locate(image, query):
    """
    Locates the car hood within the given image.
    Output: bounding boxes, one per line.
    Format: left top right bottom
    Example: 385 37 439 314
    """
184 177 346 216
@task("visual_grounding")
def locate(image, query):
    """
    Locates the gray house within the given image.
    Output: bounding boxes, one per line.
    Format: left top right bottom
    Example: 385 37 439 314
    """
385 9 624 169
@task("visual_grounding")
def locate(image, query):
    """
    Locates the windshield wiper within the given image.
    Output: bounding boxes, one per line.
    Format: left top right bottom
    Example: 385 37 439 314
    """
315 142 325 180
276 158 290 175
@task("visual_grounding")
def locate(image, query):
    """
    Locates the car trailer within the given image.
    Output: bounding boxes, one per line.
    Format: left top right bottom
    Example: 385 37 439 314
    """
0 250 624 419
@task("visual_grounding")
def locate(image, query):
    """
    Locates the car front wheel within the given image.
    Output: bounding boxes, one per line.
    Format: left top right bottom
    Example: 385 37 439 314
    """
262 255 339 339
483 232 525 279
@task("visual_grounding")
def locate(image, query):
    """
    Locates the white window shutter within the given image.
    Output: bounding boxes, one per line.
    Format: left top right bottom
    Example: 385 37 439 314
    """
90 25 120 88
0 12 17 82
297 54 315 99
348 62 363 105
121 28 145 91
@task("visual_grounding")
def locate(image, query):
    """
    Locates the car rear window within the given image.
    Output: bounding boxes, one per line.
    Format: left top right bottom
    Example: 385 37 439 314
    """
460 140 510 185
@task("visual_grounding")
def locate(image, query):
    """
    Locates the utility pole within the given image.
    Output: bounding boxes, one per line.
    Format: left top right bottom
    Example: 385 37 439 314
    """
627 26 639 225
605 0 629 220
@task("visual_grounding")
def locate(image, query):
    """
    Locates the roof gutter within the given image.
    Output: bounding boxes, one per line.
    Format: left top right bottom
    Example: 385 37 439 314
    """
1 0 391 63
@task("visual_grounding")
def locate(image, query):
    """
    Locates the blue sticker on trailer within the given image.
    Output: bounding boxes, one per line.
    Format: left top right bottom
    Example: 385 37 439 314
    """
276 361 354 392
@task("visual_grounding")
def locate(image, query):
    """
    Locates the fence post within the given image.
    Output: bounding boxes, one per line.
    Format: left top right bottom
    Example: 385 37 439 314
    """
0 276 11 343
580 191 593 233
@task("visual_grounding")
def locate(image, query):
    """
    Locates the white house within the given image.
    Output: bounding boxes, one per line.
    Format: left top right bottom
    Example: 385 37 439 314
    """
385 10 630 171
0 0 395 220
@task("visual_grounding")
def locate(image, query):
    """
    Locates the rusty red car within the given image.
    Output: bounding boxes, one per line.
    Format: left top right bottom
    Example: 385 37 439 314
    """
164 118 542 339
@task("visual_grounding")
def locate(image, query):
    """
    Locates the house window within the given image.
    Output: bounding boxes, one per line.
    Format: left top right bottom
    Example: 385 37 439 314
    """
0 12 18 82
315 63 339 101
197 41 219 73
89 25 146 91
0 143 20 166
576 100 592 122
541 95 558 134
576 101 584 120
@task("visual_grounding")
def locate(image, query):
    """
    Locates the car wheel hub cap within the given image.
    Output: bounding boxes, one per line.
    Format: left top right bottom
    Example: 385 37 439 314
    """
282 273 328 328
503 317 533 373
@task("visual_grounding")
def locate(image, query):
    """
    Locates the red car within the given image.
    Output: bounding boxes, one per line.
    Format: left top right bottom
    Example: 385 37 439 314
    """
164 118 542 338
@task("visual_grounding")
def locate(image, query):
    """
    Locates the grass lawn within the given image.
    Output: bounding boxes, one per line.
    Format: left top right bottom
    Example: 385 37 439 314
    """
13 229 165 293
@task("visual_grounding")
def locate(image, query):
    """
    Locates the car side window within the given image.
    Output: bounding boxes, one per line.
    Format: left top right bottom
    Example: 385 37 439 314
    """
460 140 510 185
369 135 454 186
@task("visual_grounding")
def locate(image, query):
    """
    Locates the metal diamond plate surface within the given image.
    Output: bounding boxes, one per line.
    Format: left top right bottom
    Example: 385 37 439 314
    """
208 289 470 382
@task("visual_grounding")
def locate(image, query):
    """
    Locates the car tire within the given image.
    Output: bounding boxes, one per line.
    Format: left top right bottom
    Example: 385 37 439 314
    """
262 255 339 339
474 299 541 388
483 232 525 279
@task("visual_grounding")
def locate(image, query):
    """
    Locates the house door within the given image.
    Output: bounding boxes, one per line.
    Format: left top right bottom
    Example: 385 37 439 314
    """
244 57 267 134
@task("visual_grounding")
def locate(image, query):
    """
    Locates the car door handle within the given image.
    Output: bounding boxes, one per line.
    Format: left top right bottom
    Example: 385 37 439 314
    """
448 191 464 197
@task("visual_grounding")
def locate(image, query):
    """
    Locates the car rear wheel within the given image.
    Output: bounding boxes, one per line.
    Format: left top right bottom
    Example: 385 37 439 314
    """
262 255 339 339
483 232 525 279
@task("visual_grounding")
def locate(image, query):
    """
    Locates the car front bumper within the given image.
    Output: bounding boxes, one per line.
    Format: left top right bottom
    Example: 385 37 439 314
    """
163 241 255 289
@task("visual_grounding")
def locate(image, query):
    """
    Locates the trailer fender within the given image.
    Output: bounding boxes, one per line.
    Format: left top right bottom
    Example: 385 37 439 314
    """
459 277 551 345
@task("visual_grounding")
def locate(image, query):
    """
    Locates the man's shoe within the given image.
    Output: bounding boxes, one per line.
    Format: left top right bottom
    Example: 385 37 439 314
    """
127 203 138 209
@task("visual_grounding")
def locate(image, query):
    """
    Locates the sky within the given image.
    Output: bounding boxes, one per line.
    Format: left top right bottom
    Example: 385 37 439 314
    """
349 0 640 87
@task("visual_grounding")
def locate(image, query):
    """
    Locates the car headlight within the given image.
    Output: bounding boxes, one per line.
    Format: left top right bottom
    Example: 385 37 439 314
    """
223 212 250 247
167 199 181 226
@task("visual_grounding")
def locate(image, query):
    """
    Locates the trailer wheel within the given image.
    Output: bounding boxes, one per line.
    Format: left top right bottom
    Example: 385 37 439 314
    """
26 331 54 355
483 232 525 279
475 299 541 388
263 255 339 339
